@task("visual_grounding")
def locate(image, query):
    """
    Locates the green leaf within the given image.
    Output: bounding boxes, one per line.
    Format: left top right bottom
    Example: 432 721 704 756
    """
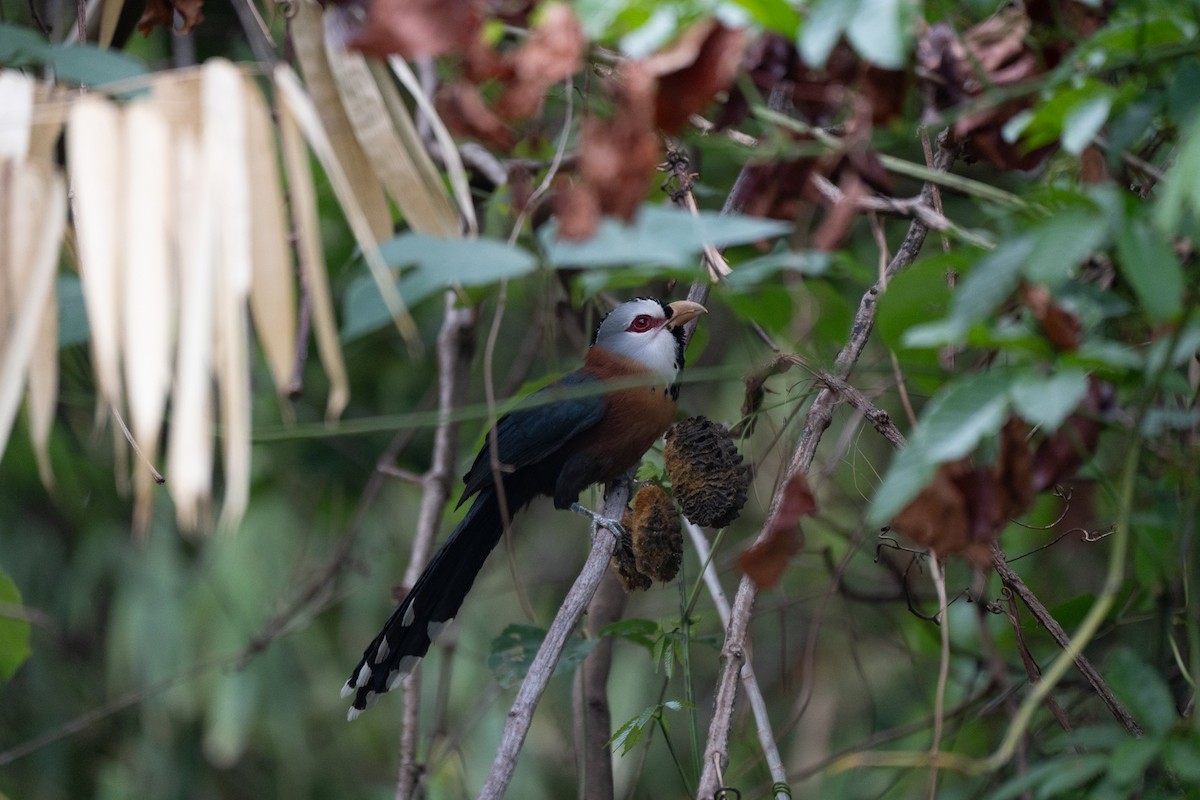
486 624 598 689
606 700 688 755
0 27 148 89
725 0 801 36
1062 91 1114 155
542 205 791 268
904 240 1028 347
1155 113 1200 230
0 23 49 64
1107 736 1163 787
1114 217 1184 322
1164 733 1200 782
1106 647 1178 735
1031 753 1109 796
599 618 661 651
1023 210 1108 287
0 567 31 683
869 370 1013 525
1008 370 1089 431
846 0 909 70
341 234 537 340
798 0 858 68
44 44 148 89
58 273 90 348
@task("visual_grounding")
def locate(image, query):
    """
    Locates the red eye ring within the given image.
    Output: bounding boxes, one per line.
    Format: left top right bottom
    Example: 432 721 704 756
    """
629 314 654 332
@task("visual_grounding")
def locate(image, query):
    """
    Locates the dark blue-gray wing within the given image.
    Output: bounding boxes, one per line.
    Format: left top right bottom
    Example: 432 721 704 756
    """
458 371 604 504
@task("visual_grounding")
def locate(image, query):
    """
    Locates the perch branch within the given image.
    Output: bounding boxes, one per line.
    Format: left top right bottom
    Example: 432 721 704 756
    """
477 479 631 800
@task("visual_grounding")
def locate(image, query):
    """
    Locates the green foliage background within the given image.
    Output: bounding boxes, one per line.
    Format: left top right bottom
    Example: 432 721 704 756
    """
2 0 1200 798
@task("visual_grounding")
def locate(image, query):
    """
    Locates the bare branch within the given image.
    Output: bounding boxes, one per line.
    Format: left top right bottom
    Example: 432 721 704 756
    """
478 479 631 800
696 131 957 799
395 292 477 800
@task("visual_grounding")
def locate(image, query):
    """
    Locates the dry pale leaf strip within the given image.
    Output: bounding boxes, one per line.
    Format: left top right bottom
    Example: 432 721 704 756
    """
122 99 175 532
167 132 216 531
291 0 391 240
738 471 813 590
363 57 460 236
68 97 125 411
25 235 57 489
274 65 350 420
137 0 204 35
242 74 298 396
203 60 254 532
0 73 33 160
0 164 65 468
323 26 458 236
273 62 417 350
388 57 478 234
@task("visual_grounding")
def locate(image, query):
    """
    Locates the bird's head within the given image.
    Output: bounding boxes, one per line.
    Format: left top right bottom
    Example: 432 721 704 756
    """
591 297 706 384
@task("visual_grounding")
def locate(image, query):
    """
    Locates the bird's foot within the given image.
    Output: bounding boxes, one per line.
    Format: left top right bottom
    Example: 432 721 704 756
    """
570 502 626 539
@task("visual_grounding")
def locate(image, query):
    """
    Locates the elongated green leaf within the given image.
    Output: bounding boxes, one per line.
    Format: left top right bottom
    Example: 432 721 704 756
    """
1114 217 1183 322
1106 647 1178 735
542 205 790 268
0 568 31 683
486 624 597 688
847 0 909 70
799 0 857 68
869 370 1013 524
1009 370 1089 431
341 234 537 340
1062 91 1113 155
1023 210 1107 287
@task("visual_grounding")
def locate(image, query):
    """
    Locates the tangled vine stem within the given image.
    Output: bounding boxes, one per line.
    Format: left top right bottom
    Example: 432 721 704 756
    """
695 131 957 798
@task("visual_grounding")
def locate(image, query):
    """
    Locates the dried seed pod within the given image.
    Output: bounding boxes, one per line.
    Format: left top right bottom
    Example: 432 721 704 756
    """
663 416 750 528
611 509 652 592
630 484 683 583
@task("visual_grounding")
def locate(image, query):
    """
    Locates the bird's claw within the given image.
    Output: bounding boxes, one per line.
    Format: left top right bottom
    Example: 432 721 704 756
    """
570 502 626 539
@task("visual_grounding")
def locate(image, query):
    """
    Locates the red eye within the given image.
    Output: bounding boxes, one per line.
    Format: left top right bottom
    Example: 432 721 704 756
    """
629 314 654 332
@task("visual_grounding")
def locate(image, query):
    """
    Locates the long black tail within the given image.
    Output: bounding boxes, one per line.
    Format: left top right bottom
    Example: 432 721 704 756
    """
342 486 518 719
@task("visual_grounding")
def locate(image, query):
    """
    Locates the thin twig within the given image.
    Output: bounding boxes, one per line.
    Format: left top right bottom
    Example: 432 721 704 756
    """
111 405 165 484
991 547 1142 736
395 293 477 800
927 555 950 800
696 131 956 799
684 520 791 800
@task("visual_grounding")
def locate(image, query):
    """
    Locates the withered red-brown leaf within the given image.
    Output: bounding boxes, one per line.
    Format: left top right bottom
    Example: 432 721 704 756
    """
553 182 602 240
643 20 746 134
892 418 1034 568
1021 283 1083 351
435 81 515 150
568 62 660 231
495 4 585 121
891 458 981 564
332 0 482 59
137 0 204 34
738 471 813 589
1032 379 1114 492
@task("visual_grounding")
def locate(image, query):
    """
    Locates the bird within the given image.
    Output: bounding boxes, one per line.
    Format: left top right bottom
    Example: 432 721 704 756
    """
342 297 706 718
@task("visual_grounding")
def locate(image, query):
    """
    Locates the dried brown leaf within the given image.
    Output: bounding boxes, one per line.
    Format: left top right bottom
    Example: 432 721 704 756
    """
644 20 746 134
137 0 204 35
331 0 481 59
495 3 585 121
1022 283 1083 351
738 471 813 589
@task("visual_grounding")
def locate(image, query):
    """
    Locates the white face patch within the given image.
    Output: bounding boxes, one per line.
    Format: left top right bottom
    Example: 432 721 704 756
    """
593 298 681 385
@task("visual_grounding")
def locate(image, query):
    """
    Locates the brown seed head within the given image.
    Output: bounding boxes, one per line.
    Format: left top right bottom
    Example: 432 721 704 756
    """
663 417 750 528
630 485 683 583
